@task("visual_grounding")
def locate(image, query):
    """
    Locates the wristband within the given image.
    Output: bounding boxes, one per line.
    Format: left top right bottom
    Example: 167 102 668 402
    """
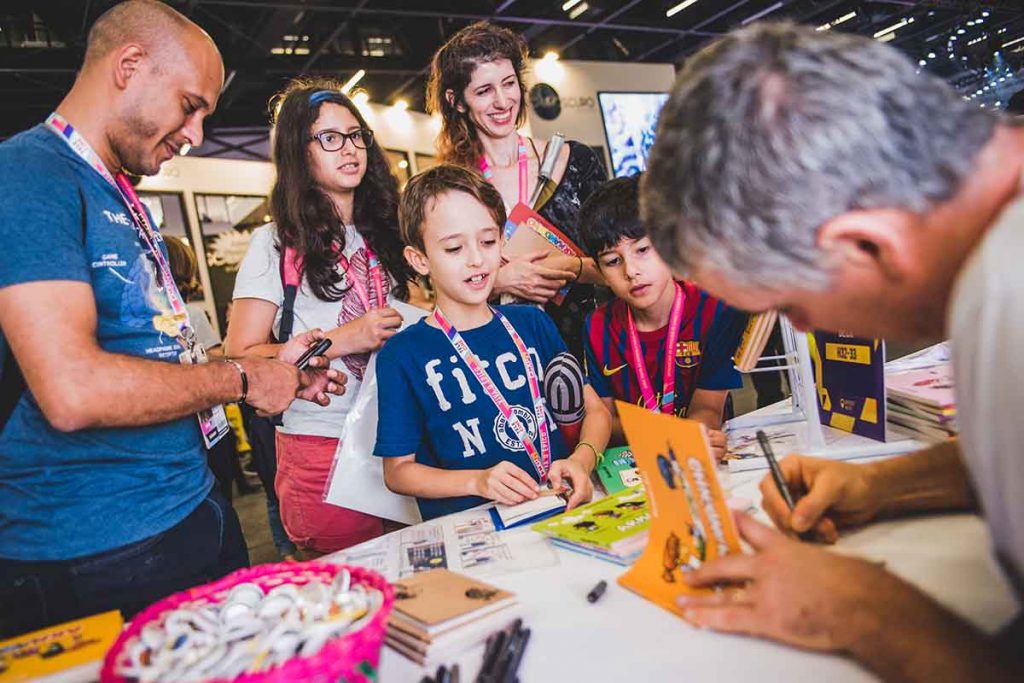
224 359 248 404
575 440 600 463
574 255 584 281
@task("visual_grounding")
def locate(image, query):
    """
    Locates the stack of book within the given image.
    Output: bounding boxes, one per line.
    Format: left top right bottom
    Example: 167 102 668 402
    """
733 310 779 372
886 364 957 441
531 487 649 566
385 569 519 667
0 610 122 683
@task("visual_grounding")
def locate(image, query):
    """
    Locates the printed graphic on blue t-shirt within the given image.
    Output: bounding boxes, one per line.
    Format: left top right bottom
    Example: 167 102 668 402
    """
375 306 572 520
0 125 211 561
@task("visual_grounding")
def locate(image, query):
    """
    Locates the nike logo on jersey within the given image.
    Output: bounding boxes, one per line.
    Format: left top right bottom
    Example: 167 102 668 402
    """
602 363 628 376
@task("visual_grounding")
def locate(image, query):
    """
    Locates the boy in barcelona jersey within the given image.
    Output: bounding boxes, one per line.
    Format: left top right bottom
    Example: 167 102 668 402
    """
373 164 611 520
579 176 748 461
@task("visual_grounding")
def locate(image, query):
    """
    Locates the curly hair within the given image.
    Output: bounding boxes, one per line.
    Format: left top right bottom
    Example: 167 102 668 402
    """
268 77 413 301
427 21 530 168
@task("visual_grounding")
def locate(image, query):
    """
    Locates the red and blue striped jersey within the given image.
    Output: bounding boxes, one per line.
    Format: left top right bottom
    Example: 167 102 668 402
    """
582 280 746 416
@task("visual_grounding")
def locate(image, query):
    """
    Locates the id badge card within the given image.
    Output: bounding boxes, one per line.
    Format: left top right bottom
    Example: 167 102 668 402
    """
502 203 579 306
178 336 231 449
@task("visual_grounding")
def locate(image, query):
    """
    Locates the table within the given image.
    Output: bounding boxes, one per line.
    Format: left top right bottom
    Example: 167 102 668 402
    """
351 456 1017 682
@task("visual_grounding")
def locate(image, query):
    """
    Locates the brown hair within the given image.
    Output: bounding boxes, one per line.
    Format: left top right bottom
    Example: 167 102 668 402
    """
268 76 413 301
163 234 201 302
427 21 530 168
399 164 506 251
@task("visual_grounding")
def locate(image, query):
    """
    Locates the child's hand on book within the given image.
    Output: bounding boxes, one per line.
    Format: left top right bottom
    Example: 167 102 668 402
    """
707 428 728 462
474 462 541 505
548 459 594 510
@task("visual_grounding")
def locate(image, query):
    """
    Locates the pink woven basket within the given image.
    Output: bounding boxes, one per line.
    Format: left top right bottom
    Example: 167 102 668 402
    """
100 562 393 683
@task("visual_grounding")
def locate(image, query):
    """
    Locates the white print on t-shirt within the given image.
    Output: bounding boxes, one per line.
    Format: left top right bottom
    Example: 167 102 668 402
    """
102 210 132 227
425 345 545 459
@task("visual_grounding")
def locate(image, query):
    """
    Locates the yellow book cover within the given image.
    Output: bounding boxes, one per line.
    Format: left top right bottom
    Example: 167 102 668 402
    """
0 611 122 683
616 402 742 617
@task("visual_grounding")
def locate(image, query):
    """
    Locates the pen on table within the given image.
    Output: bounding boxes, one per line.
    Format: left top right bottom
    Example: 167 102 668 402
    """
478 626 510 681
587 580 607 603
498 627 531 683
755 430 814 541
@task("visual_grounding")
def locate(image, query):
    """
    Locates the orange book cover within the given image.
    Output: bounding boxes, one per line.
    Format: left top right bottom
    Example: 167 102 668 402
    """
616 402 742 617
0 610 122 683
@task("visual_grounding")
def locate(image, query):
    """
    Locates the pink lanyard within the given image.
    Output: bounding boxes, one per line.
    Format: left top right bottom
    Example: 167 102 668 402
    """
44 112 191 342
478 135 529 206
433 306 551 479
626 283 686 414
336 244 385 311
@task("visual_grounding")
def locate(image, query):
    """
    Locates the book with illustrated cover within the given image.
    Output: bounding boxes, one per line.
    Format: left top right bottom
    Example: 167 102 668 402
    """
615 402 742 617
388 569 516 641
531 486 649 560
593 446 640 494
0 610 123 683
886 365 956 415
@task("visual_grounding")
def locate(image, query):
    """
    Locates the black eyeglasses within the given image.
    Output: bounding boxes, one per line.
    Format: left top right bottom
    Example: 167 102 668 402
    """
309 128 374 152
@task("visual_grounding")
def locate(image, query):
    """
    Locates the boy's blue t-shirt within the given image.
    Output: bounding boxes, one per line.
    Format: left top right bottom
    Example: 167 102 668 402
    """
375 305 573 520
0 125 212 561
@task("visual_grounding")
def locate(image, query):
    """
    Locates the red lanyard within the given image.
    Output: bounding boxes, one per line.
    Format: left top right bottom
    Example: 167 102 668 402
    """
337 244 385 311
626 283 686 414
433 306 551 479
45 112 191 342
478 135 529 206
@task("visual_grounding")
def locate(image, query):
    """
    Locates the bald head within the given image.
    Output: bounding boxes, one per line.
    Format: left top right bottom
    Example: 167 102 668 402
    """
84 0 219 69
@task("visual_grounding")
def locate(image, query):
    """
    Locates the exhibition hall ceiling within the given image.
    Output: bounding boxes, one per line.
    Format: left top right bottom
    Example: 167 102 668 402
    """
1 0 1022 138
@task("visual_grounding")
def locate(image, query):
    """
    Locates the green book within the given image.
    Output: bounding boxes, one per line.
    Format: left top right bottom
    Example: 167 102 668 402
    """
531 487 649 555
594 446 640 494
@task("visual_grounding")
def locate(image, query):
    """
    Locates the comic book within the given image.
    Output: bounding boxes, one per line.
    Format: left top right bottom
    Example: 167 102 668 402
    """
0 610 123 683
531 486 649 563
615 402 743 616
593 446 640 494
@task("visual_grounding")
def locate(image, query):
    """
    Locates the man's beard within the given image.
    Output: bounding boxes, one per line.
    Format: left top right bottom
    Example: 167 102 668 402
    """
113 104 163 176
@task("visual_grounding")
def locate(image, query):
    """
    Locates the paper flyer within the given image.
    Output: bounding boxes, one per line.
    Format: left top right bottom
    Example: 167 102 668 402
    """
616 402 742 615
327 507 559 582
808 331 887 441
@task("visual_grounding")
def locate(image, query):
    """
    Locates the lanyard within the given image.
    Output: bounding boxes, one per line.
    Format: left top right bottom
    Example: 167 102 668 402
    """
337 244 385 311
44 113 191 342
478 135 529 206
626 283 686 414
432 306 551 479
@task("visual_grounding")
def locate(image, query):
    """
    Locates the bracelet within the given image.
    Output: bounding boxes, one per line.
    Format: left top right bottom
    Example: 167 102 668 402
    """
575 440 600 462
574 255 584 281
224 359 248 404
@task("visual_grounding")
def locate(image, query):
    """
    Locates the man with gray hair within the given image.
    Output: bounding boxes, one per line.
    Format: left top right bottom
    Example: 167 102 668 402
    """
643 22 1022 681
0 0 343 635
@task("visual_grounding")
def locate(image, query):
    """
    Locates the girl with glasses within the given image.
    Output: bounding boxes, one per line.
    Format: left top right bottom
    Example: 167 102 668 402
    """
225 78 415 555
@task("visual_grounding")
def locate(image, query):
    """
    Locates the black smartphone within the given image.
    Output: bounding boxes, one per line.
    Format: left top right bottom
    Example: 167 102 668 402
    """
295 338 332 370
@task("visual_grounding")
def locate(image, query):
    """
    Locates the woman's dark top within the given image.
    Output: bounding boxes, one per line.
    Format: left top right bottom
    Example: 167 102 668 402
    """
538 140 608 361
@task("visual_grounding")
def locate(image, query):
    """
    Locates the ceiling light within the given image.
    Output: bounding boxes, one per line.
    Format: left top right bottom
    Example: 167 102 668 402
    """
666 0 699 17
877 33 896 43
393 99 409 111
341 69 366 94
352 90 370 107
562 0 582 11
1003 35 1024 48
957 29 966 35
741 2 783 25
568 1 589 19
543 51 560 62
927 52 936 58
919 59 927 66
873 19 908 39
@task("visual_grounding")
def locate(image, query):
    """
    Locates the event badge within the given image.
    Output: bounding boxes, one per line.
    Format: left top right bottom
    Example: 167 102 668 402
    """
178 329 232 449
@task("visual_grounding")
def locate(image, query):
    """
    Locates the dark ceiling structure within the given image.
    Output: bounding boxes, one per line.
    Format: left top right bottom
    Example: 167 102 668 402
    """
1 0 1022 139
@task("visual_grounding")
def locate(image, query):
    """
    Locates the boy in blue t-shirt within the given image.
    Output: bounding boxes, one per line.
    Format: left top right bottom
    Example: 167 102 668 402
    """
375 165 611 520
579 176 748 461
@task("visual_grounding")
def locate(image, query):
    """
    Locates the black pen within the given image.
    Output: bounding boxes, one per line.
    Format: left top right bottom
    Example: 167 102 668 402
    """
499 628 531 683
295 337 332 370
756 430 816 541
479 629 508 681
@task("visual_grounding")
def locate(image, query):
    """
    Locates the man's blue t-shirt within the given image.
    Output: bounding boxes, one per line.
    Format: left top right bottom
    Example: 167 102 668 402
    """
375 306 572 520
0 125 212 561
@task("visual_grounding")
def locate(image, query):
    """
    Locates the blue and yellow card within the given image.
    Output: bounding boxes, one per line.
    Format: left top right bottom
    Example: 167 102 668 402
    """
808 332 887 441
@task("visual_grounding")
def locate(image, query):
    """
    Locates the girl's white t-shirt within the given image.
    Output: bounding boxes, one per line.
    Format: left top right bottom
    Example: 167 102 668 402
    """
233 224 391 437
